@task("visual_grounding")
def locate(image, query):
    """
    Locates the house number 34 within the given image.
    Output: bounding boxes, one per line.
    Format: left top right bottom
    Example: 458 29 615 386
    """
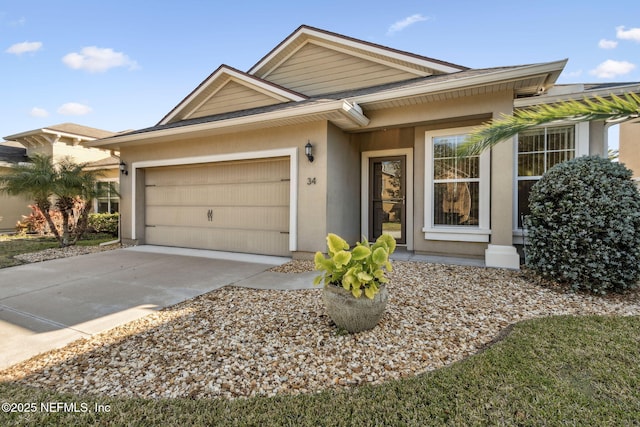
307 177 316 185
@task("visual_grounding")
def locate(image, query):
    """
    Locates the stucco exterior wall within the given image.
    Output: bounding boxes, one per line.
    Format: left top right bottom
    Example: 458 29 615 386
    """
620 119 640 179
0 167 31 232
326 123 360 245
119 121 330 254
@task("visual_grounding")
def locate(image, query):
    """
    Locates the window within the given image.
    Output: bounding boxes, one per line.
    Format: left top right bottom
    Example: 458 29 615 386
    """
96 181 119 213
433 134 480 226
516 125 575 228
424 127 490 242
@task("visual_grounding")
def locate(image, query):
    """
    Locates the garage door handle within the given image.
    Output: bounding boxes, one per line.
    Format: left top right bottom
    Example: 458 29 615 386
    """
207 209 213 222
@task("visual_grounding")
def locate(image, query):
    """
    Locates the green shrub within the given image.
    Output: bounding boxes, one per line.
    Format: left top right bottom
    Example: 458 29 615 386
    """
525 155 640 294
88 213 119 236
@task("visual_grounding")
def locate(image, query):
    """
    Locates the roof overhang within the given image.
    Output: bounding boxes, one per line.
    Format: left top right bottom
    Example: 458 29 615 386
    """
353 60 567 111
515 82 640 108
88 100 370 149
3 128 99 149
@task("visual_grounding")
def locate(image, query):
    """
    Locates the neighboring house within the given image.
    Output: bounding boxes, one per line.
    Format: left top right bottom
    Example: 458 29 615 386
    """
0 142 31 232
619 118 640 182
0 123 118 232
88 25 640 268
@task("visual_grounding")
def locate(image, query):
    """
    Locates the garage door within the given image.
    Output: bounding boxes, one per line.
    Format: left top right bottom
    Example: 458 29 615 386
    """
144 157 290 256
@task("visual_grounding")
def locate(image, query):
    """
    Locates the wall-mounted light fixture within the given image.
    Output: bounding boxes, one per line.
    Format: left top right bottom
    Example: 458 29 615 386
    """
119 161 128 175
305 141 314 163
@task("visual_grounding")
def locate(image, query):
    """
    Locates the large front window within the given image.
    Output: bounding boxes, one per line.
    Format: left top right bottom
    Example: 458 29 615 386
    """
433 135 480 226
517 125 575 228
424 127 490 242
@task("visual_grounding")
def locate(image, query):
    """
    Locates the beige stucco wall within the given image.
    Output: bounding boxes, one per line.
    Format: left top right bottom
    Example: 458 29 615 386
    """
119 121 330 255
0 167 31 232
620 119 640 178
326 123 360 244
358 91 513 259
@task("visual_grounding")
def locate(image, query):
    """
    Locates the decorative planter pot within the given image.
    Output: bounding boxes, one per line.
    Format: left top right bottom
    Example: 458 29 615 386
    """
322 283 388 333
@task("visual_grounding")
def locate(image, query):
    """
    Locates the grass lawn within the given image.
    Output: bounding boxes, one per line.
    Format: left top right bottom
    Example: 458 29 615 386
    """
0 233 115 269
1 315 638 426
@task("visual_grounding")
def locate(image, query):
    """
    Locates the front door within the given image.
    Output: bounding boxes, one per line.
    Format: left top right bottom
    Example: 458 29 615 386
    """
369 156 406 244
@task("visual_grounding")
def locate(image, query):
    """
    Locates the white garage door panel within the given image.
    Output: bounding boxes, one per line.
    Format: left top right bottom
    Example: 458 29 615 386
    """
144 157 291 256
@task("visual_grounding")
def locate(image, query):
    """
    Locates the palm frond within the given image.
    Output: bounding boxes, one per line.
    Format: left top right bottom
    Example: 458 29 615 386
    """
457 92 640 157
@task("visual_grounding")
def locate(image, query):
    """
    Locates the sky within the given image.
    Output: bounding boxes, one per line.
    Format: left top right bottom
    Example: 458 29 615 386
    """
1 1 639 148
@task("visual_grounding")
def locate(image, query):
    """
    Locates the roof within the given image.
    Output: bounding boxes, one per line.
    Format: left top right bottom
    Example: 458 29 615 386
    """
89 60 566 149
515 81 640 107
249 25 469 77
4 123 116 141
0 142 28 164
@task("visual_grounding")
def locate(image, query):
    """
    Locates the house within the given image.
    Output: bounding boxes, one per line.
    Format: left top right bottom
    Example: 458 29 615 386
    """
88 25 640 268
619 117 640 182
0 142 31 232
0 123 118 232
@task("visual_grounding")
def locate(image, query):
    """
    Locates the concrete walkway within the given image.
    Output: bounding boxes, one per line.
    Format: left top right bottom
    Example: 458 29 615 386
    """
0 246 315 370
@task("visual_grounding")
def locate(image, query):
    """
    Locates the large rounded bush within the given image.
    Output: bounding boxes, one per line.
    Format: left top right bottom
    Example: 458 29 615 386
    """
525 155 640 293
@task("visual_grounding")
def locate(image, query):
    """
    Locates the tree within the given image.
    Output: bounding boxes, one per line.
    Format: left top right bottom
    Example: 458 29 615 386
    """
457 92 640 157
0 154 109 247
0 154 61 242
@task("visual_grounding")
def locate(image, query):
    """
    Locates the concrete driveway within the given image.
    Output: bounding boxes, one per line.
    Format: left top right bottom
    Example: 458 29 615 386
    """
0 245 313 370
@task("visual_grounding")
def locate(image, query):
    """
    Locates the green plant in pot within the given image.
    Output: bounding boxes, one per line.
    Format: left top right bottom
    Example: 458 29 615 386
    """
314 233 396 333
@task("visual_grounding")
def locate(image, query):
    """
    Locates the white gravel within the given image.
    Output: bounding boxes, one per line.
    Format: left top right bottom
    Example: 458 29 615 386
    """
1 258 638 400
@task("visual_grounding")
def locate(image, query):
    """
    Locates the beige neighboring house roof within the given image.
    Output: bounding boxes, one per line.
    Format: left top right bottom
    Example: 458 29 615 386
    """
4 123 117 149
84 155 120 170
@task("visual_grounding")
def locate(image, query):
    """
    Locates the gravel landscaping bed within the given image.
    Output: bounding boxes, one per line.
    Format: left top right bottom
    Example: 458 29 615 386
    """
12 243 124 264
2 259 638 400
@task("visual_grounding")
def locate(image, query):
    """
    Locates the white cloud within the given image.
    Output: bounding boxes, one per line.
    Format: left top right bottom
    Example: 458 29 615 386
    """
62 46 138 73
387 14 429 35
29 107 49 118
616 26 640 42
57 102 93 116
598 39 618 49
589 59 636 78
5 41 42 55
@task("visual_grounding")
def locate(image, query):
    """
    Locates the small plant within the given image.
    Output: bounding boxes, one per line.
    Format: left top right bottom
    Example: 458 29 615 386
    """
525 155 640 294
314 233 396 299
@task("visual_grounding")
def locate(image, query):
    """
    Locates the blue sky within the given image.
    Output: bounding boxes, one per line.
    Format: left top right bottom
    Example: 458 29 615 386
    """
1 1 639 148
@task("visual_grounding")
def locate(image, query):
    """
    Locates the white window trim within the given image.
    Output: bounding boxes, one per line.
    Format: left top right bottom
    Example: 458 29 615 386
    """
512 122 589 243
361 148 414 250
130 147 298 251
423 127 491 242
94 178 120 213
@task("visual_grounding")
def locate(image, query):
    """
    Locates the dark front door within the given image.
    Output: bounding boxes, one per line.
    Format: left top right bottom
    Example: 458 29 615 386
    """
369 156 406 244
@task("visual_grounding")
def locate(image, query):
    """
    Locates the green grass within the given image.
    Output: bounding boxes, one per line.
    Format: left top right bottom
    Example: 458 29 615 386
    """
0 233 115 269
1 315 638 426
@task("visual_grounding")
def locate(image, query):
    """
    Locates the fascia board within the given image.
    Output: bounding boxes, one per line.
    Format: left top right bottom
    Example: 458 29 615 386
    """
515 83 640 107
88 100 369 149
352 60 569 105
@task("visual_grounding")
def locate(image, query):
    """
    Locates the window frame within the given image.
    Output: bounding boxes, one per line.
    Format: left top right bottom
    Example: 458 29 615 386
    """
423 126 491 242
512 121 590 241
94 178 120 214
